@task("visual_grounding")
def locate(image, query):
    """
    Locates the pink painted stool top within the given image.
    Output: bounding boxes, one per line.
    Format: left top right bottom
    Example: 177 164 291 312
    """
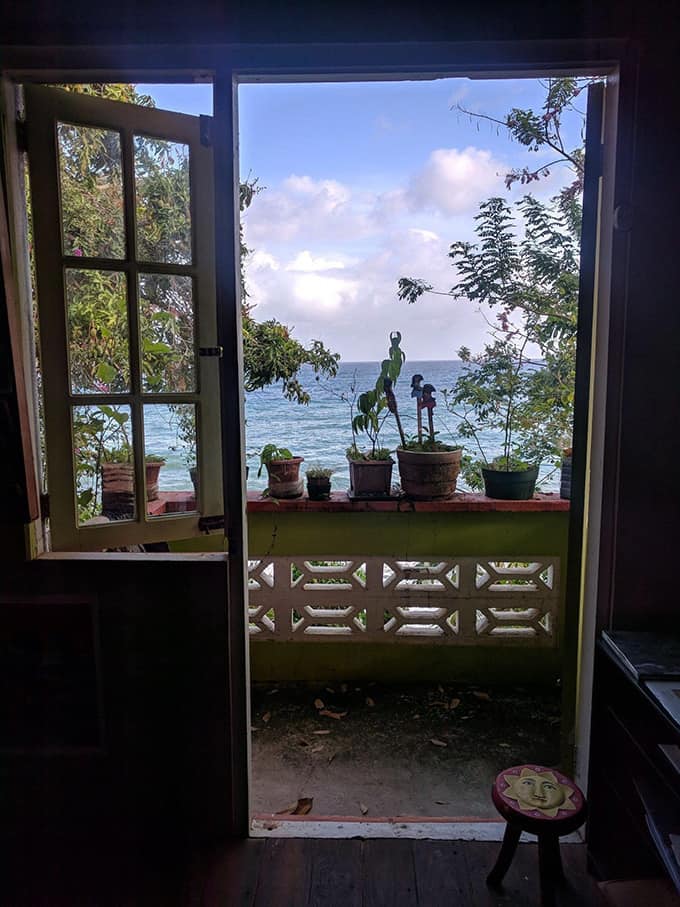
493 764 586 823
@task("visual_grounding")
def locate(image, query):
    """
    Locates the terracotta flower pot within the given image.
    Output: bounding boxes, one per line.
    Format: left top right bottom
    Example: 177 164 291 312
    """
266 457 304 499
396 447 462 499
347 457 393 498
145 461 163 501
101 462 134 514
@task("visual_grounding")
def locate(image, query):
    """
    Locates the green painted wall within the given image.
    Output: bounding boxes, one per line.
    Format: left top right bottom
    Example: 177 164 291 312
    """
243 509 571 684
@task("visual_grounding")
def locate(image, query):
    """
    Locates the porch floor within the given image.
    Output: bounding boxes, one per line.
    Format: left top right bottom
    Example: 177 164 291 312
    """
251 681 562 819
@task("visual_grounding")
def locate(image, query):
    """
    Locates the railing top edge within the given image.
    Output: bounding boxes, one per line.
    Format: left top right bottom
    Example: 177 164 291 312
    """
246 492 569 514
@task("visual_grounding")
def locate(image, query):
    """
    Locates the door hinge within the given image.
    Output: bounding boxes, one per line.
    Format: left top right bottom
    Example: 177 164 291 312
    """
15 119 28 153
39 492 50 520
199 346 223 358
199 115 213 148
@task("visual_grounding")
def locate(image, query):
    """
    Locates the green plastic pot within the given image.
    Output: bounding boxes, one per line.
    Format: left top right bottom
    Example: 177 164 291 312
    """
481 465 539 500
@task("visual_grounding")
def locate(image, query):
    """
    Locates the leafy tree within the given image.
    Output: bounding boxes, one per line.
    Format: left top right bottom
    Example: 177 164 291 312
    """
398 78 591 486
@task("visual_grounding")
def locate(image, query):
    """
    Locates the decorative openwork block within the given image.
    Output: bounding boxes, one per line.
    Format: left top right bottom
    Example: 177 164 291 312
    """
487 764 587 907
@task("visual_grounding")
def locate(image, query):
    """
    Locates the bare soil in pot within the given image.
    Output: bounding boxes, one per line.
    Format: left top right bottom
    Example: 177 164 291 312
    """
397 447 462 499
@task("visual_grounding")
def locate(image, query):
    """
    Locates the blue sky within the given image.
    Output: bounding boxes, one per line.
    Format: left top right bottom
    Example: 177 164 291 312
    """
139 78 585 360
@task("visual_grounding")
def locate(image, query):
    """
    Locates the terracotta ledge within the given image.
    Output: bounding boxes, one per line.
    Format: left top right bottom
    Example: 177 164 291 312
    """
145 490 569 516
246 490 569 513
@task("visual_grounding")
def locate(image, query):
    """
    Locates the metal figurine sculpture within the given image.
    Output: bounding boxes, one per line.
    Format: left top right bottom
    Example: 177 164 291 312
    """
421 383 437 443
411 374 424 443
384 376 406 447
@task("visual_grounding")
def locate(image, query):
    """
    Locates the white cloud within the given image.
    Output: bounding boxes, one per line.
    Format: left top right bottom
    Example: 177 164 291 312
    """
405 146 503 215
285 250 348 272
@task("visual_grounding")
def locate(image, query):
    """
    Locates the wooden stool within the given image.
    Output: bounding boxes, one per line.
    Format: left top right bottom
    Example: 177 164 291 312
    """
487 764 587 907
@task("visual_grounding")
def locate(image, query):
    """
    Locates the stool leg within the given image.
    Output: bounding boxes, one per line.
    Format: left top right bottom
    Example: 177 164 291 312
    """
487 823 521 887
537 834 561 907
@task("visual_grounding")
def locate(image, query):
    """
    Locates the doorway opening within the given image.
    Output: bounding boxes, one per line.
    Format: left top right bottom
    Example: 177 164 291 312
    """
237 71 609 833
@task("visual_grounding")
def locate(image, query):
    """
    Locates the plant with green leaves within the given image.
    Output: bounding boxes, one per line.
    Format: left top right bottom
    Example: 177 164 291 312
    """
257 444 294 477
306 465 333 479
348 331 406 461
397 78 592 490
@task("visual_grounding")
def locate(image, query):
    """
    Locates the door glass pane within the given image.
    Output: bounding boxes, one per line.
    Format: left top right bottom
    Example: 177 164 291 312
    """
139 273 196 392
58 123 125 259
144 404 198 516
134 137 192 264
73 404 136 526
66 269 130 394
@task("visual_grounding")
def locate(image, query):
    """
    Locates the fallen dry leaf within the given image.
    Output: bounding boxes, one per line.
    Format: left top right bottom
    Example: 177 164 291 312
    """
319 709 347 720
473 691 491 701
450 698 461 710
435 800 449 805
267 688 279 695
314 698 325 710
275 802 297 815
365 696 375 707
413 713 421 719
437 684 445 694
276 797 313 816
309 745 324 754
499 742 511 748
325 687 335 694
262 712 271 723
340 683 348 693
294 797 313 815
298 739 309 747
359 803 369 815
312 729 331 735
431 700 448 708
430 738 448 748
327 752 336 765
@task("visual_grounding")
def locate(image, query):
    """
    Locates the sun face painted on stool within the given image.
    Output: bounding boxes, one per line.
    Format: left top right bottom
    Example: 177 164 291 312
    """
501 767 579 818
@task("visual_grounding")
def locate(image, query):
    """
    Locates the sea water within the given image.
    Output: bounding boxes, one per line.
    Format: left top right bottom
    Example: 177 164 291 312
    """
144 360 560 494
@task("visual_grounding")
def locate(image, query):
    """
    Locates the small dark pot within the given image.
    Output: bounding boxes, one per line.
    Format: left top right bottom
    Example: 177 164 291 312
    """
307 476 332 501
189 466 198 498
482 466 539 500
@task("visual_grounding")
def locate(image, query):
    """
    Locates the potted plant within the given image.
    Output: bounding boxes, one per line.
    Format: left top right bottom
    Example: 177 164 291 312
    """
389 372 463 500
443 340 555 500
306 465 333 501
346 331 405 499
144 454 166 502
258 444 304 499
101 445 135 514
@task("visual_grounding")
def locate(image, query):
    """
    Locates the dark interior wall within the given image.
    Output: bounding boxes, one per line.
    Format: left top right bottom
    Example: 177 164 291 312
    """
1 556 231 847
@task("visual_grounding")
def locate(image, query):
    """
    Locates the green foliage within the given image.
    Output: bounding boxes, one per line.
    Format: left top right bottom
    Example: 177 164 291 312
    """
47 83 340 522
348 331 405 459
400 436 460 453
306 465 333 478
258 444 294 477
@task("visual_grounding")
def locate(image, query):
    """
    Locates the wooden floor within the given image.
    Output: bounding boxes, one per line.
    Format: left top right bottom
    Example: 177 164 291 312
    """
6 838 599 906
191 839 598 907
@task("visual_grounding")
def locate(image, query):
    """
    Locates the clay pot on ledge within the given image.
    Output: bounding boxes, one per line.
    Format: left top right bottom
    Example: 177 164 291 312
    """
265 457 304 499
101 462 134 514
396 447 462 500
347 456 393 499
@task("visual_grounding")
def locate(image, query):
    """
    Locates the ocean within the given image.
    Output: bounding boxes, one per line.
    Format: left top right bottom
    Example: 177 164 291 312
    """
145 360 560 495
